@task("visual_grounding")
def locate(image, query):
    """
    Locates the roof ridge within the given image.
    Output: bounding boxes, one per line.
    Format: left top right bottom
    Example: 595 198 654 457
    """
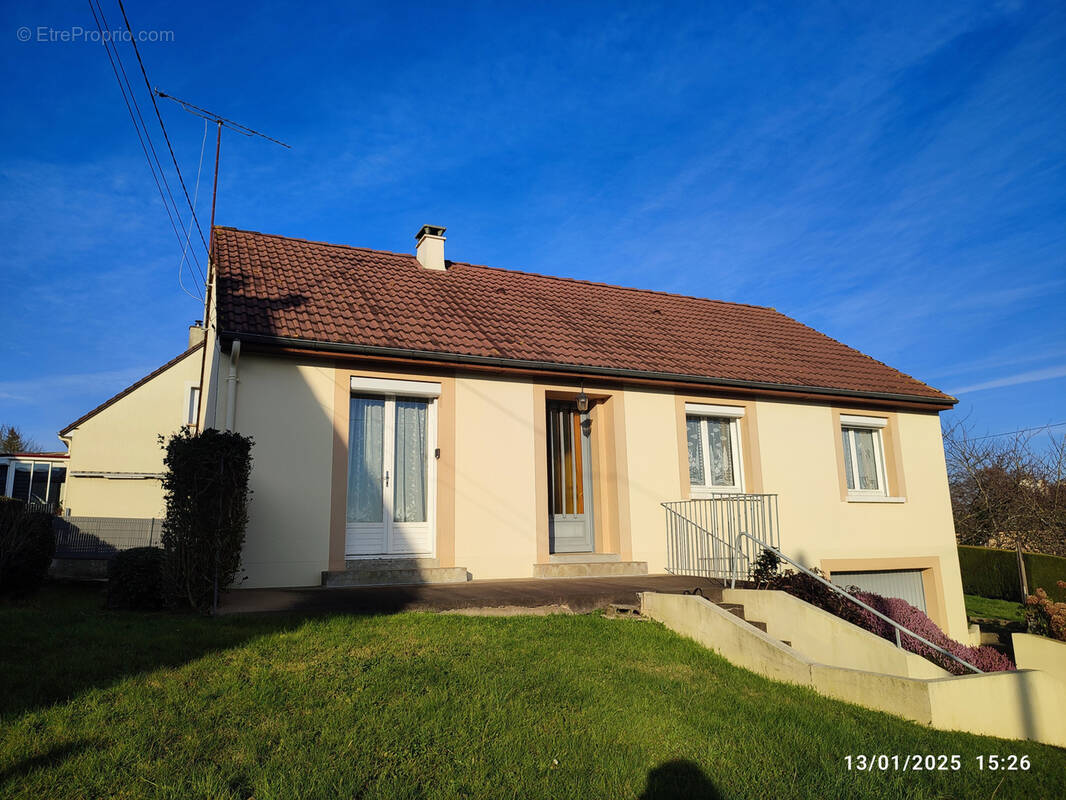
215 226 416 261
214 225 773 312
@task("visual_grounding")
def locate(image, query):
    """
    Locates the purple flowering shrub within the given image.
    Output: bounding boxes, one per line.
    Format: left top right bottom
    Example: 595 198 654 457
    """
767 570 1014 675
851 591 1015 675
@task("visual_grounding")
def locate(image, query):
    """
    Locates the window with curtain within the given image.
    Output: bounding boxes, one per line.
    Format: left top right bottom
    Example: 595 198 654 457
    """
393 399 428 523
347 396 384 523
842 425 887 495
686 415 741 491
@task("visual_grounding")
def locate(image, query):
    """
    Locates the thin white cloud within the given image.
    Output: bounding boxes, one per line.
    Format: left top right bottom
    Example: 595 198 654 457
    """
949 365 1066 395
0 367 153 404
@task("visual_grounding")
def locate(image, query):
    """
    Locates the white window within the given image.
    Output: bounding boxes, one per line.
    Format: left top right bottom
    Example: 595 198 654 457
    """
184 385 201 427
684 403 744 493
840 415 888 497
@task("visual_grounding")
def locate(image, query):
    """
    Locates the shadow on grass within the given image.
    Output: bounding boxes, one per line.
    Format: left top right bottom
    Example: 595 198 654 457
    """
0 582 305 720
639 760 721 800
0 740 95 784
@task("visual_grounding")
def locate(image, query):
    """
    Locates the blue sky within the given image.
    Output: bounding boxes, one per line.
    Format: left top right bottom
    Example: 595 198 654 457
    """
1 0 1063 450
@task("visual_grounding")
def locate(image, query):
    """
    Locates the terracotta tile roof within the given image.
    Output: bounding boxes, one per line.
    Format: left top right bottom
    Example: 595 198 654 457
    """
212 227 954 404
59 343 204 436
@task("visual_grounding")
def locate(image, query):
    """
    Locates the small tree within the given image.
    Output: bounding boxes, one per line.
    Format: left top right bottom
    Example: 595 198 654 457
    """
943 420 1066 558
160 428 253 613
0 425 43 455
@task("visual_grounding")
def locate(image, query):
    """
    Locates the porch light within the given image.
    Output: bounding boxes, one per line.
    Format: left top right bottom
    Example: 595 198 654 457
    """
576 390 589 413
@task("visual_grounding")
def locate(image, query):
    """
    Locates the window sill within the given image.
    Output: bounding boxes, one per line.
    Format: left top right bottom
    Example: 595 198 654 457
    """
846 495 906 504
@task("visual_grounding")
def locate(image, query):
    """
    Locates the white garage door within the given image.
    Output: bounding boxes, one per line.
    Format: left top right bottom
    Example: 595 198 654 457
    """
830 569 927 612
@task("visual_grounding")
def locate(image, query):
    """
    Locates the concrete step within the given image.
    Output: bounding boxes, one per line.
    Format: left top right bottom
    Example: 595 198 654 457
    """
323 564 469 588
549 553 621 563
533 560 649 578
715 602 768 633
344 557 439 570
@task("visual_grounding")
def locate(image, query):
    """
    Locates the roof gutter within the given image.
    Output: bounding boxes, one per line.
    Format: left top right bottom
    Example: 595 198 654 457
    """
220 331 957 409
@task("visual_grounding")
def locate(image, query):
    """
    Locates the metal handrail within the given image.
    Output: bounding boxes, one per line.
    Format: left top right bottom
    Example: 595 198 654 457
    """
663 495 780 581
733 531 983 675
663 503 744 580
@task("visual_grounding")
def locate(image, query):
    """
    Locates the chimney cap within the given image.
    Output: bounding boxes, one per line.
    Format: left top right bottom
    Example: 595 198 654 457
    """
416 224 446 241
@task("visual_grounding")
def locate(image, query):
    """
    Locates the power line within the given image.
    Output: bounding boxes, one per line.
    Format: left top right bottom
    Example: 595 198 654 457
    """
967 422 1066 441
177 119 210 302
87 0 205 287
115 0 209 255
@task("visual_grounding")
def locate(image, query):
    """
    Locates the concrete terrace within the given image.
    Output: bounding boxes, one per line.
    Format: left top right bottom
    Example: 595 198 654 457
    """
219 574 726 615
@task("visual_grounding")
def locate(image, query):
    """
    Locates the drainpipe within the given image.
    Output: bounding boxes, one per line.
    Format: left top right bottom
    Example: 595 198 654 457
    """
224 340 241 431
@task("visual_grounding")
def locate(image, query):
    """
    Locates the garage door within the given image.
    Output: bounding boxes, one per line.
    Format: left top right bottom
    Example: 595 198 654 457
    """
830 569 927 612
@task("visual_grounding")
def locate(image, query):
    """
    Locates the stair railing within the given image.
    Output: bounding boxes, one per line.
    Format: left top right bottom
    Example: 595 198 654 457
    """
733 530 983 675
663 494 779 581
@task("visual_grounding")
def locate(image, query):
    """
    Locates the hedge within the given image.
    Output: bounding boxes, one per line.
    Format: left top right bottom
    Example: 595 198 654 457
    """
0 498 56 599
108 547 167 610
958 545 1066 603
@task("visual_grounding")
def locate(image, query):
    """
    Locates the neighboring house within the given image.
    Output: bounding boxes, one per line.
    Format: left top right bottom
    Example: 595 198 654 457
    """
61 224 971 640
59 339 204 518
0 452 68 511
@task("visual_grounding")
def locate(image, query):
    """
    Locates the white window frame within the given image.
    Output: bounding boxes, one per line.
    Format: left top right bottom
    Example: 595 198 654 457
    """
684 403 745 496
183 382 201 428
840 414 889 499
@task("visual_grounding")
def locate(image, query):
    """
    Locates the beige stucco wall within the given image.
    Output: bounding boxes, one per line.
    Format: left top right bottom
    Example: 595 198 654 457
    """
619 387 682 573
752 401 969 640
62 348 203 518
59 337 968 626
452 375 539 579
221 352 336 588
1012 633 1066 686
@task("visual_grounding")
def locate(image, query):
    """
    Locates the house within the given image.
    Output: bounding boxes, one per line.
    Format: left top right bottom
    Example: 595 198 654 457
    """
59 340 204 518
60 224 970 640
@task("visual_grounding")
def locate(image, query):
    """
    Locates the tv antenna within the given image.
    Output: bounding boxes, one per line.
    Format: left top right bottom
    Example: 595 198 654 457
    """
155 89 290 236
154 89 289 432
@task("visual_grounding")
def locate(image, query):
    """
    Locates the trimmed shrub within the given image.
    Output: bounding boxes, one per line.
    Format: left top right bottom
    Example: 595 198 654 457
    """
958 545 1066 603
160 428 253 613
767 569 1014 674
108 547 167 610
1024 582 1066 642
0 504 56 599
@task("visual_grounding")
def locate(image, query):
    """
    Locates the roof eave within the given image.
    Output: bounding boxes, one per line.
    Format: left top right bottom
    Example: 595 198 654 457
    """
219 330 957 409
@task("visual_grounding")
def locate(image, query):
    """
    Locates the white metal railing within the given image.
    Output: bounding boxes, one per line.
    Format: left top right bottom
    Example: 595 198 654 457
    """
663 494 780 580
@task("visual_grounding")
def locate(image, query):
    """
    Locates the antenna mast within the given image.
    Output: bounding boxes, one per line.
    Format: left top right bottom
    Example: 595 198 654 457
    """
154 89 290 430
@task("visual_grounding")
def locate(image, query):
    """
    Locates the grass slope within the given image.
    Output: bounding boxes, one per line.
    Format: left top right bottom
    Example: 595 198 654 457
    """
1 584 1063 799
965 594 1026 623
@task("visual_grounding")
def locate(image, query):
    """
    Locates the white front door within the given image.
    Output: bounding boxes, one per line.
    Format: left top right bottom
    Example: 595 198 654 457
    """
345 394 436 557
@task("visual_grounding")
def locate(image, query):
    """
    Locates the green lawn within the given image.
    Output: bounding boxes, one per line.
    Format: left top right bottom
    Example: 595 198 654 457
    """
965 594 1026 623
1 584 1063 799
